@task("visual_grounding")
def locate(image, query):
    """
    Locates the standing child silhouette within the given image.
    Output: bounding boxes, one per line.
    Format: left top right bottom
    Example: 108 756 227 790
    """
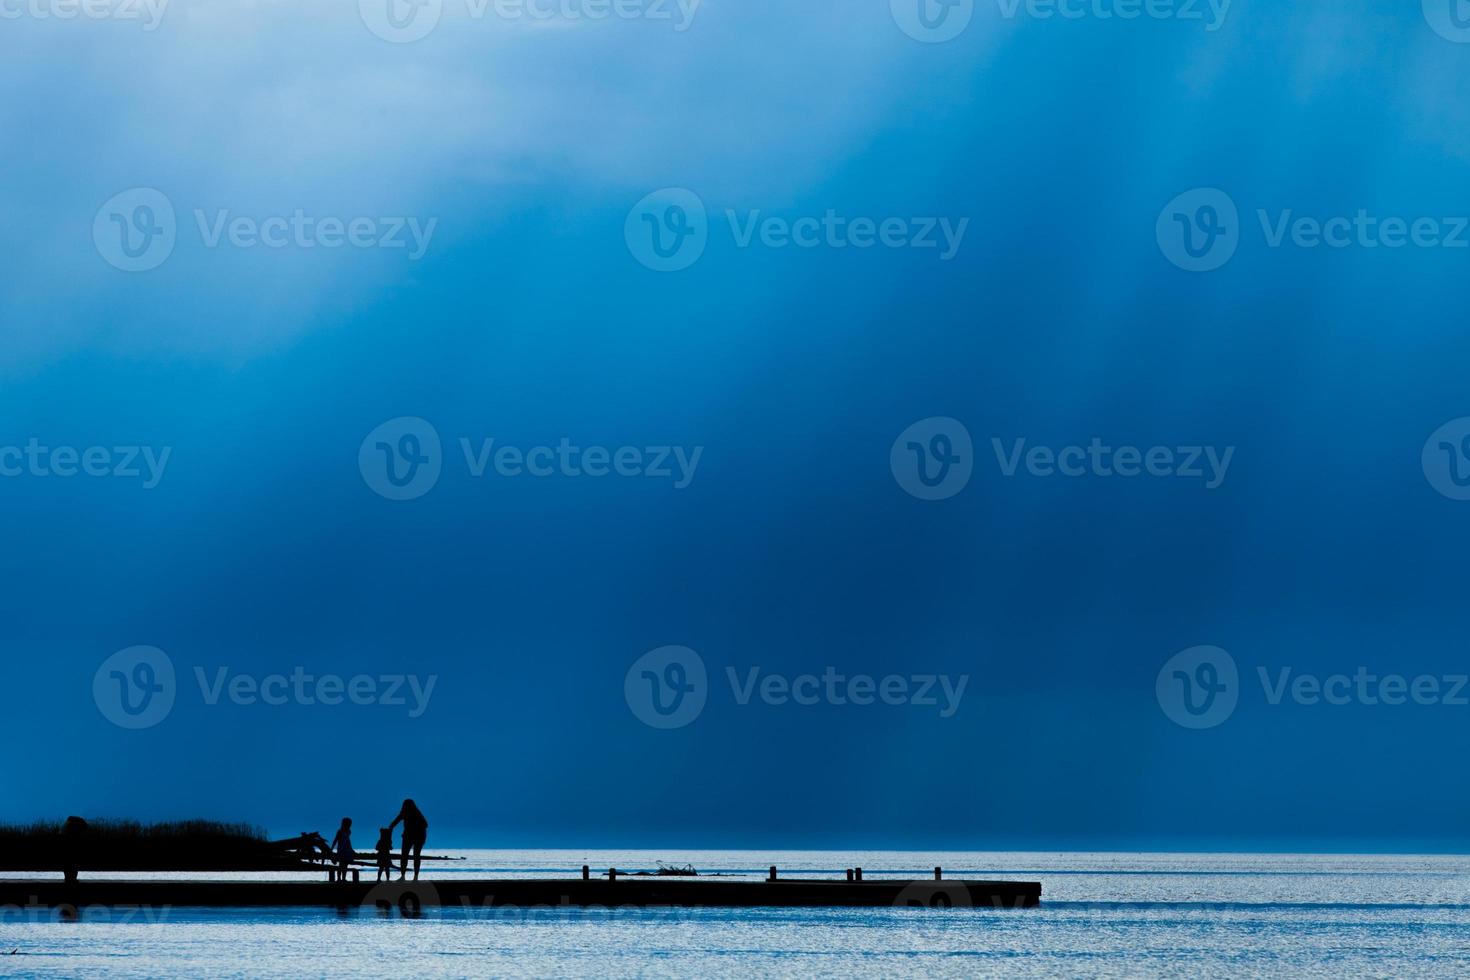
375 828 394 882
329 818 354 881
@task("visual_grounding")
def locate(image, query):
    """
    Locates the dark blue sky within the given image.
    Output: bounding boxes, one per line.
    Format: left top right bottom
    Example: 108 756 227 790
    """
5 2 1470 851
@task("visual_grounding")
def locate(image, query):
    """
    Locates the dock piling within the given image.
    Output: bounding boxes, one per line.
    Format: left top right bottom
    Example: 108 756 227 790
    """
845 869 853 882
582 865 590 881
855 867 863 882
609 867 617 882
935 867 942 881
768 866 777 882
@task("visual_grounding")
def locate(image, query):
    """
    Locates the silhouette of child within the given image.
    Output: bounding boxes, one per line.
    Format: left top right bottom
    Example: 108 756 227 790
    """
375 828 393 881
329 818 353 881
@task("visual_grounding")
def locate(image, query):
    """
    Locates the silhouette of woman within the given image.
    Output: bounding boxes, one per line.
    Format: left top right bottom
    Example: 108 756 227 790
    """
329 818 354 881
387 799 428 881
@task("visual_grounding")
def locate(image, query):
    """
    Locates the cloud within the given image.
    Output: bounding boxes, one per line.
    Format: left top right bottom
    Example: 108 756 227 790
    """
0 0 966 369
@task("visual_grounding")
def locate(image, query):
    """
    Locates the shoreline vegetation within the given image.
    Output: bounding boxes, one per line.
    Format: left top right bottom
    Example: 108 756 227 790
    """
0 820 707 877
2 819 267 839
0 819 290 872
0 818 463 874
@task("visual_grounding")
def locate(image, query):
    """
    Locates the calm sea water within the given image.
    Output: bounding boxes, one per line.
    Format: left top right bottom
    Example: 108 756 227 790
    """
4 851 1470 977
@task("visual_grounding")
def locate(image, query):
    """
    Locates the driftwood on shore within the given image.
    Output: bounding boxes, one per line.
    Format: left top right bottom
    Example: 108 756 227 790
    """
612 862 703 877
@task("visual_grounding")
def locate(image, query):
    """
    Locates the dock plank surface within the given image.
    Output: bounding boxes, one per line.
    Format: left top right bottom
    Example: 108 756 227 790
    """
0 878 1041 911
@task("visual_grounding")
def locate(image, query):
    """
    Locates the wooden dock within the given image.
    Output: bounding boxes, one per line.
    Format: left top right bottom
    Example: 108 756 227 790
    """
0 876 1041 912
